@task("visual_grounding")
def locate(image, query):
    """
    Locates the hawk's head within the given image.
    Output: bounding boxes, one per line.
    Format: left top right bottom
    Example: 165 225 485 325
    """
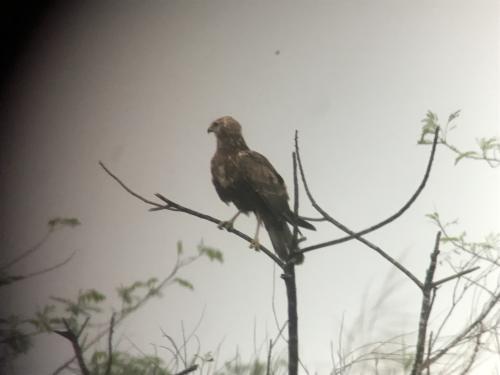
207 116 242 137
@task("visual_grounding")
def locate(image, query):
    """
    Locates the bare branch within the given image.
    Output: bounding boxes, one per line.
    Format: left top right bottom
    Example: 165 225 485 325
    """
174 364 199 375
411 232 441 375
300 127 440 254
0 232 52 271
295 135 424 289
432 266 480 288
266 339 273 375
1 251 77 287
99 161 284 268
458 328 483 375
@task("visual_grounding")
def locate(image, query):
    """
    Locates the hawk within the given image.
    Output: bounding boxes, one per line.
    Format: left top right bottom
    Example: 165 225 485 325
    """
208 116 315 263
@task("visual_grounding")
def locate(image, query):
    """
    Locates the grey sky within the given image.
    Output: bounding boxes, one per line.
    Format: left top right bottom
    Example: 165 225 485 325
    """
1 1 498 374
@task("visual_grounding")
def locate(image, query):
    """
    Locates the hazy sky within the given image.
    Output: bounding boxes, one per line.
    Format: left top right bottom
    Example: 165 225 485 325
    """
1 1 498 374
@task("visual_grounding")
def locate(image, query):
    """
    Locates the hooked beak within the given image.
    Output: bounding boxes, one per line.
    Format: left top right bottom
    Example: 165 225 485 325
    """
207 123 216 134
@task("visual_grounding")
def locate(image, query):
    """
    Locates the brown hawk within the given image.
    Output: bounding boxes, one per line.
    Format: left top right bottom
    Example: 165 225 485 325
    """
208 116 315 263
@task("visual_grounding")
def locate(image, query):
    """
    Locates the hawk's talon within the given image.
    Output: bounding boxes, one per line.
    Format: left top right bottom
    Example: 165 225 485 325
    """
249 239 260 251
217 221 234 230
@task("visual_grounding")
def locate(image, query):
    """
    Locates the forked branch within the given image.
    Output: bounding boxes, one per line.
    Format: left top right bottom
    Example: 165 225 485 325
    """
300 128 440 253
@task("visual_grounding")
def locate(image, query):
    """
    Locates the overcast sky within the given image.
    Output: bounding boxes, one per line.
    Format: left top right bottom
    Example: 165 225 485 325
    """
1 1 499 374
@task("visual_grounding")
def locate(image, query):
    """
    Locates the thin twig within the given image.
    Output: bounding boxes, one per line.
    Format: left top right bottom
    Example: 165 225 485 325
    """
432 266 480 287
266 339 273 375
174 364 199 375
425 289 500 367
2 251 77 287
292 152 300 252
0 231 52 271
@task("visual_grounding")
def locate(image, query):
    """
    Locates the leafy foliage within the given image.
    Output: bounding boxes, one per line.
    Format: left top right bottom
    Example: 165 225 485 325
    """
198 241 224 263
48 217 81 231
174 277 194 291
117 278 160 308
0 315 33 359
418 110 500 167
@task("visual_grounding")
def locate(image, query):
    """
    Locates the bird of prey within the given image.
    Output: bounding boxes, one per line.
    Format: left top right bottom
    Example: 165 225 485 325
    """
208 116 315 263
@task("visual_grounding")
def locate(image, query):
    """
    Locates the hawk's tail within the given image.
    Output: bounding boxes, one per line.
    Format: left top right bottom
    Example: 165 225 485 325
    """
285 211 316 231
263 217 304 264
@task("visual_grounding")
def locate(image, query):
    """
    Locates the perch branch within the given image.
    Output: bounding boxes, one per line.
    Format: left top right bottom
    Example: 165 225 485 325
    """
99 161 284 268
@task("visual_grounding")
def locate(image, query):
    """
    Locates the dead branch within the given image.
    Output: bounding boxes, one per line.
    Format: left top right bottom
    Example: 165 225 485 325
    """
432 267 480 288
300 127 439 254
0 232 52 271
99 161 284 268
295 133 424 289
411 232 441 375
174 364 199 375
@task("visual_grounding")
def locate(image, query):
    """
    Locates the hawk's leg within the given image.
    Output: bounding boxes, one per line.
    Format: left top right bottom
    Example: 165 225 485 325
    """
249 215 262 251
218 210 242 230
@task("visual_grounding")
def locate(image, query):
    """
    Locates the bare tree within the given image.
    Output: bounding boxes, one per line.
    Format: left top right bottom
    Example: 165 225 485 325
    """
99 116 487 375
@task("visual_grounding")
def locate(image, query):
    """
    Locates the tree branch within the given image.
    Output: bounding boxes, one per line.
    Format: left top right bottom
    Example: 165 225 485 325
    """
51 249 203 374
53 319 90 375
432 266 480 288
294 134 424 289
99 161 284 268
104 313 115 375
174 364 199 375
411 232 440 375
300 127 440 254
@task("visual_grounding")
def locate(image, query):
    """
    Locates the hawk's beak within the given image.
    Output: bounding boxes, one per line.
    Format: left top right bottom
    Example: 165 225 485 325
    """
207 123 216 133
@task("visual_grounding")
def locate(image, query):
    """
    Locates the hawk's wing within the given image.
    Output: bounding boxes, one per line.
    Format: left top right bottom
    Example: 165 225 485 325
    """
237 150 290 219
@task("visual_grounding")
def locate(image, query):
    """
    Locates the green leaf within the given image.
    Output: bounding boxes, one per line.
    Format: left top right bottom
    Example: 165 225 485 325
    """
478 137 500 152
447 110 461 123
174 277 194 291
48 217 81 231
198 242 224 263
454 151 478 165
419 111 439 143
425 212 439 223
